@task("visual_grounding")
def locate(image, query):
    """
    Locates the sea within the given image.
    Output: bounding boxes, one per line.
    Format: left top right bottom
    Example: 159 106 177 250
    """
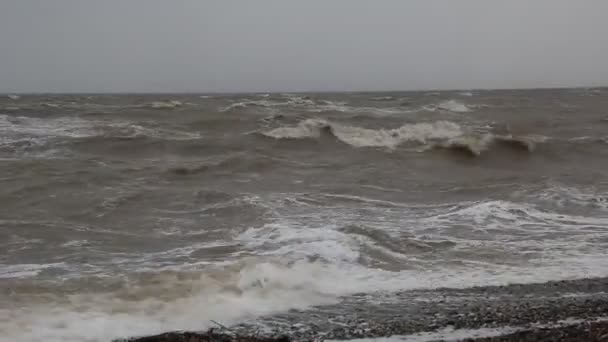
1 89 607 341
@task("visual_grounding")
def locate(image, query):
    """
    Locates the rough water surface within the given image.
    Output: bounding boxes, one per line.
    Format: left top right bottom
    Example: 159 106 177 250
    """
1 89 608 341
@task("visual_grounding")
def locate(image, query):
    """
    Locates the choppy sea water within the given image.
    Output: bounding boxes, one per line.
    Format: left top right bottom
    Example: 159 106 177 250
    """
1 89 608 341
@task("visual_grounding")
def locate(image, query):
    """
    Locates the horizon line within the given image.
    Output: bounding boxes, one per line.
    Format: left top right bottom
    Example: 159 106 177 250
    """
1 84 606 95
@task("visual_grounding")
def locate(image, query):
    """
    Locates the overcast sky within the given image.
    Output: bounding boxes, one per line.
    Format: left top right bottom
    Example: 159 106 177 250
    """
1 0 607 93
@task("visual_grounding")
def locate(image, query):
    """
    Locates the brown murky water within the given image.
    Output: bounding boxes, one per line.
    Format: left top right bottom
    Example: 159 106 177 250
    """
1 89 608 341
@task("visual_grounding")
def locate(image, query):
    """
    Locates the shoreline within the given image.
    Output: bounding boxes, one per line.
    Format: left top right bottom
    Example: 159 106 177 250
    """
117 277 608 341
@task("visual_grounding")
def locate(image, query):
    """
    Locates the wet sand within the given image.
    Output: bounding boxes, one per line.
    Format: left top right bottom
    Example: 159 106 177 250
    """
119 277 608 341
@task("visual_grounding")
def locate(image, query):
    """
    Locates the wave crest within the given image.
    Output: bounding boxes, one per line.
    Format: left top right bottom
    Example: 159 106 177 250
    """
148 100 183 109
425 100 472 113
261 119 546 155
262 119 463 149
438 134 540 156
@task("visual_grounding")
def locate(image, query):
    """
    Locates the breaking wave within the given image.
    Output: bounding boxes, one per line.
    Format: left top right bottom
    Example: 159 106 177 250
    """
12 252 597 342
369 96 395 101
1 258 361 342
261 119 543 155
520 185 608 212
221 95 316 112
221 95 410 116
437 134 542 156
0 115 201 156
262 119 462 148
147 100 183 109
426 100 472 113
4 193 608 341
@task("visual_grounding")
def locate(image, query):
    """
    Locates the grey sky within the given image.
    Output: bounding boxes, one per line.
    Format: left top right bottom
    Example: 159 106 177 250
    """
1 0 607 93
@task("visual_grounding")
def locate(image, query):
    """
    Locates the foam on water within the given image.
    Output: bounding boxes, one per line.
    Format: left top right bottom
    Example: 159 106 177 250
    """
438 134 495 156
3 256 607 342
0 259 366 342
370 96 395 101
311 103 410 116
526 185 608 211
0 263 67 279
4 196 608 341
0 114 201 149
221 95 316 112
262 119 464 149
261 119 542 155
426 100 471 113
220 95 411 116
147 100 183 109
458 92 474 97
0 115 99 139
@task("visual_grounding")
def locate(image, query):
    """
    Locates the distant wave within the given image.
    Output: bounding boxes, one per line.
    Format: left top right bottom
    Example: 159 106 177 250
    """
369 96 395 101
436 134 542 156
221 95 316 112
41 102 61 108
3 100 188 111
147 100 183 109
0 115 201 155
221 95 411 116
7 95 20 100
426 100 472 113
520 184 608 212
262 119 463 148
260 118 545 156
220 95 482 117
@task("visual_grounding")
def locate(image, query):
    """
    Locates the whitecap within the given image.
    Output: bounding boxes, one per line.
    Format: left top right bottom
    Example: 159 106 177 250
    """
0 262 66 279
4 197 608 341
525 185 608 211
370 96 395 101
262 119 464 149
148 100 183 109
436 100 471 113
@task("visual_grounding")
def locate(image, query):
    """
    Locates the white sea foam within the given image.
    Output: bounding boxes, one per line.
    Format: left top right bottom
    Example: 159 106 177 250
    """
436 100 471 113
262 119 464 149
4 253 607 342
0 115 98 140
261 119 546 155
61 240 90 248
7 94 20 100
148 100 183 109
370 96 395 101
310 103 409 116
0 263 66 279
525 185 608 211
222 95 316 112
221 96 410 116
4 196 608 342
0 115 201 148
0 259 360 342
439 134 495 155
42 102 61 108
